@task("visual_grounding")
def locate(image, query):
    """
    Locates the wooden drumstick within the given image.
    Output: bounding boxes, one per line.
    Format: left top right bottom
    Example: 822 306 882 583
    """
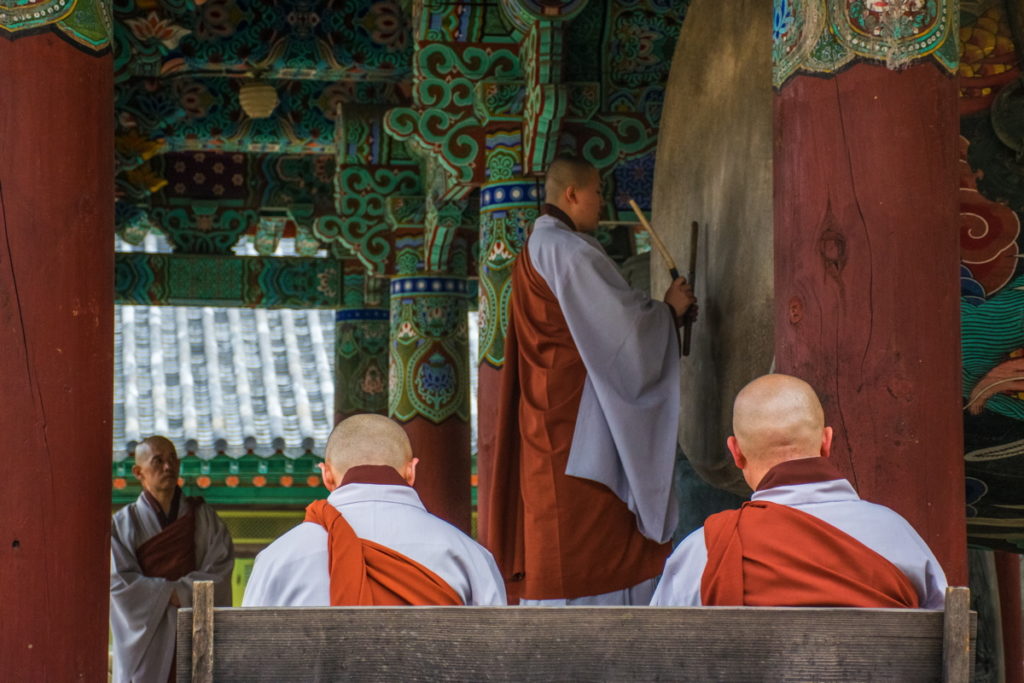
628 199 698 356
628 199 680 280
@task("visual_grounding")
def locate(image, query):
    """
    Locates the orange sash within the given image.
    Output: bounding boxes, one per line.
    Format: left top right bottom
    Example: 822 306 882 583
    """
701 500 920 608
304 500 463 606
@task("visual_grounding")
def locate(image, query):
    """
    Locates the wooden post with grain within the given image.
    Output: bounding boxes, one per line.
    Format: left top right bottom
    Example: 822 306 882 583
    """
191 580 215 683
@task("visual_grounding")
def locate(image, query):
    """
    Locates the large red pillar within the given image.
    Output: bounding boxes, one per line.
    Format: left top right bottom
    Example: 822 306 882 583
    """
389 275 472 532
0 32 114 680
774 59 967 584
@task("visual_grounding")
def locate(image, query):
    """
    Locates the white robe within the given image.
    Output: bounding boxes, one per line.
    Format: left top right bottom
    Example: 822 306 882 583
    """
528 215 680 546
242 483 507 607
110 494 234 683
516 216 679 605
650 477 948 608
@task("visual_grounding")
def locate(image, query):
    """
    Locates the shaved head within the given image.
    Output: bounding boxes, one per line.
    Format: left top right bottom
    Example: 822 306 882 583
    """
133 435 179 498
544 156 598 204
728 375 831 487
324 414 413 477
135 435 177 465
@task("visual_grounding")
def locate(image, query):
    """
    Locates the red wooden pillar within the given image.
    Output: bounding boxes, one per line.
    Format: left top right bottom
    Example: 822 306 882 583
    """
0 32 114 681
476 174 539 541
996 551 1024 683
389 275 472 532
774 60 967 584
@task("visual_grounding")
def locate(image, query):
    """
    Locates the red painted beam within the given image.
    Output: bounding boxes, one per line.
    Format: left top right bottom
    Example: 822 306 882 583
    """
774 62 967 584
0 34 114 679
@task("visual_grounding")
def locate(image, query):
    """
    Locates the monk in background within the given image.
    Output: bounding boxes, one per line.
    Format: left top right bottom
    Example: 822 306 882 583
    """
243 414 505 607
110 436 234 683
651 374 947 608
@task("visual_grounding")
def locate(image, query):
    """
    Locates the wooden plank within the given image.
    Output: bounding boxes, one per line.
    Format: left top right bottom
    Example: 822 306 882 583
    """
179 607 952 682
943 587 972 683
191 581 214 683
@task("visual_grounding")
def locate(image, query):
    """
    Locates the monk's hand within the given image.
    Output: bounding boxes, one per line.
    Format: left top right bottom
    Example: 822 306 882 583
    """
664 277 696 326
168 588 181 608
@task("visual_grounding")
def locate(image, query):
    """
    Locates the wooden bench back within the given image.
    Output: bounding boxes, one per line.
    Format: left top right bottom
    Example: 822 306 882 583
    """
177 583 975 682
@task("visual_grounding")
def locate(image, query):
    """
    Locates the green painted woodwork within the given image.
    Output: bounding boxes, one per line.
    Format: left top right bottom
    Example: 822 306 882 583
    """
773 0 959 90
313 106 423 275
113 0 412 83
0 0 112 52
386 196 427 276
115 253 344 309
335 309 389 420
383 6 522 199
499 0 590 35
425 198 471 274
117 76 406 155
111 452 328 506
389 277 470 424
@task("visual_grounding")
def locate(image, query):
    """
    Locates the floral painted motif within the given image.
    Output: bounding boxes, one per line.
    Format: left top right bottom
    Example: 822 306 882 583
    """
774 0 958 88
389 278 469 424
124 11 191 48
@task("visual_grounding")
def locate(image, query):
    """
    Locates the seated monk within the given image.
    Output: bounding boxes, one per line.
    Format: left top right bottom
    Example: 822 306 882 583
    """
651 374 947 608
110 436 235 683
242 414 506 606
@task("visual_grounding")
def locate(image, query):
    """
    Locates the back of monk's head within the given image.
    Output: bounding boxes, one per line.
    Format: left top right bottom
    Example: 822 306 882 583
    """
324 414 412 477
732 374 826 468
544 156 597 205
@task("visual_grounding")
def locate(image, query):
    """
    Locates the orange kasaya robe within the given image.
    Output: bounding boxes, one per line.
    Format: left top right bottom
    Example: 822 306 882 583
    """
304 499 463 606
700 499 920 608
486 206 670 601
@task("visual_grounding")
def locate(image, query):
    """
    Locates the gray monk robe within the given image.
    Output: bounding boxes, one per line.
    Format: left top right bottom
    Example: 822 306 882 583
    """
110 489 233 683
486 207 681 603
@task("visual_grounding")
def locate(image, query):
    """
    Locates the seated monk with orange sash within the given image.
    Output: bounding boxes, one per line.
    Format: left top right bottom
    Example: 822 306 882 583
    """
110 436 234 683
243 415 505 607
652 374 947 608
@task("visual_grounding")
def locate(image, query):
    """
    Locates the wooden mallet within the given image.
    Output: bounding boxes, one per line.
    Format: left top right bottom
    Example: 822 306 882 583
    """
628 199 698 355
628 199 679 280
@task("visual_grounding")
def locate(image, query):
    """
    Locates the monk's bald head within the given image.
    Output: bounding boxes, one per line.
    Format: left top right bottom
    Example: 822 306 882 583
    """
324 414 413 477
731 374 827 469
135 435 177 465
545 157 598 205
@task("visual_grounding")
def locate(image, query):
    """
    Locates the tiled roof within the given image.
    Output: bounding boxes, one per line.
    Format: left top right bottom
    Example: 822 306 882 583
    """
113 233 481 463
113 234 336 460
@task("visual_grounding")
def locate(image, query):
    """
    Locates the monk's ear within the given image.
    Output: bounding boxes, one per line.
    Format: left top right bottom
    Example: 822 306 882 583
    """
564 184 577 206
319 462 340 491
726 436 746 470
131 464 143 482
820 426 834 459
403 458 419 486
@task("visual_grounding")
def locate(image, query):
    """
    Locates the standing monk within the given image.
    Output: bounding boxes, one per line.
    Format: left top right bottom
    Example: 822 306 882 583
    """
110 436 234 683
486 156 696 605
651 374 947 608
